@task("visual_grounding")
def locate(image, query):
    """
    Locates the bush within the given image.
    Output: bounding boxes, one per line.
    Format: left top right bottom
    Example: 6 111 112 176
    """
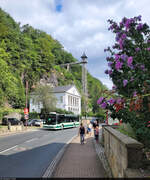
29 112 40 119
117 123 137 139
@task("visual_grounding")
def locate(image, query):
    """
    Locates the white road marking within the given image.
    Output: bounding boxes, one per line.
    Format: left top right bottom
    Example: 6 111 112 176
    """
0 145 18 154
25 138 38 143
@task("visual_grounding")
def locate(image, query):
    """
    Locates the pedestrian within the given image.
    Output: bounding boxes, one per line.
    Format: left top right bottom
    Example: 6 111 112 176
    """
87 123 92 137
78 123 85 144
93 120 97 139
95 125 99 143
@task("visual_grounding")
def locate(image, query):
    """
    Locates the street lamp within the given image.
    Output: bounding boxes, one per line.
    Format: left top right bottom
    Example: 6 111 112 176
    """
81 52 88 119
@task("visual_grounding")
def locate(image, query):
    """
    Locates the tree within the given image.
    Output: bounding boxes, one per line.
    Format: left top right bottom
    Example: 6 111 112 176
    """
98 15 150 146
31 84 57 113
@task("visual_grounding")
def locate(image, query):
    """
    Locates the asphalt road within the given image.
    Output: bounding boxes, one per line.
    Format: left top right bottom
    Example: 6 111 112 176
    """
0 128 78 178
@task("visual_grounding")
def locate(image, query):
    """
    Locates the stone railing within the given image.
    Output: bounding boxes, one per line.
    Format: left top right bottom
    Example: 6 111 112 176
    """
102 125 143 178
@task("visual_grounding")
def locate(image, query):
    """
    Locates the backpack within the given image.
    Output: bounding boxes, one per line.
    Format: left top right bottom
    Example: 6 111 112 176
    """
80 126 85 134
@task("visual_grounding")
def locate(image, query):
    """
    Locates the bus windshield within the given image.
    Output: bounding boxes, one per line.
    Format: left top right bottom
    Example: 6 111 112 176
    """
46 114 57 125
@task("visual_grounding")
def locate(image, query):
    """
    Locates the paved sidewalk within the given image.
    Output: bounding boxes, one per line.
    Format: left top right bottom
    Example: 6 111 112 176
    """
52 135 107 178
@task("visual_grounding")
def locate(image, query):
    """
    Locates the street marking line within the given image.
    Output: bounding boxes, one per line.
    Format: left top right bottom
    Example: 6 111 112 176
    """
25 138 38 143
42 134 77 178
0 145 18 154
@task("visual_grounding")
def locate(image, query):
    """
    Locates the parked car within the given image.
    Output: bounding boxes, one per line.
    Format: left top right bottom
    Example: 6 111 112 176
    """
27 119 42 126
2 118 21 125
34 119 43 127
27 119 37 126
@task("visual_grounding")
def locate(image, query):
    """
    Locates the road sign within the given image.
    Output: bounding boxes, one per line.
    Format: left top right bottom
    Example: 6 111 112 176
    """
24 108 29 114
24 114 29 120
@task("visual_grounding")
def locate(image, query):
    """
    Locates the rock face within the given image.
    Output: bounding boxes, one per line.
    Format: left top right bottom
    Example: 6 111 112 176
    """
39 73 58 87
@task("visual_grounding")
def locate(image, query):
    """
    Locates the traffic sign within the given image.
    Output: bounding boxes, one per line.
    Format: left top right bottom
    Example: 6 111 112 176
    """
24 108 29 114
24 114 29 120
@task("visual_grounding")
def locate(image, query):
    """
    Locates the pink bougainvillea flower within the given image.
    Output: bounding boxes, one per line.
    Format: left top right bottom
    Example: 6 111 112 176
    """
101 102 107 109
133 91 137 97
147 47 150 51
108 98 116 105
108 62 113 67
117 98 122 104
108 70 112 75
119 39 123 49
127 56 133 67
137 23 143 30
114 54 120 61
121 33 127 39
97 97 104 104
112 85 116 90
123 79 128 87
135 47 140 52
115 61 123 71
121 54 127 61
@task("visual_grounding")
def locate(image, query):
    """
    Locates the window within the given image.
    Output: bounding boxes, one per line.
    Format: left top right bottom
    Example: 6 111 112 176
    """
60 96 63 103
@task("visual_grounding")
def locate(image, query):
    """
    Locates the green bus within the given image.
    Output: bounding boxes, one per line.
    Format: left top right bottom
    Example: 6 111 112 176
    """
43 112 80 130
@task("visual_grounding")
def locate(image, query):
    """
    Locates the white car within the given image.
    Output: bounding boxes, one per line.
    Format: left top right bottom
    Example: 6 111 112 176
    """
34 119 43 126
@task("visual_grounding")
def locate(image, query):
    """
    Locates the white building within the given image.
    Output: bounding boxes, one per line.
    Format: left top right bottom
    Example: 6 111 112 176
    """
29 85 81 115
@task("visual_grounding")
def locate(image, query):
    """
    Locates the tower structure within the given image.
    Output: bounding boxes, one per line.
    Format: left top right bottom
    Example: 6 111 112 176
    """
59 52 88 116
81 52 88 117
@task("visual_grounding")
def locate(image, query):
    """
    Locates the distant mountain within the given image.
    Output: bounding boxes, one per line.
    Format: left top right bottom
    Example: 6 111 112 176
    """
0 8 107 115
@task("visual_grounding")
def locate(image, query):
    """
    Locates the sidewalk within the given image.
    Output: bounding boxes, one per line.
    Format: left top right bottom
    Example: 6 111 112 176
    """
52 134 107 178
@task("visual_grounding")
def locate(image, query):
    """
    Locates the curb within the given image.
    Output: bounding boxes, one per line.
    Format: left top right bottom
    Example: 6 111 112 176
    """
42 134 78 178
0 128 38 137
93 139 113 178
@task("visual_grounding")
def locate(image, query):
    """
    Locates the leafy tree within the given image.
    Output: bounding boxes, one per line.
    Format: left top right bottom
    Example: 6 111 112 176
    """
31 84 57 113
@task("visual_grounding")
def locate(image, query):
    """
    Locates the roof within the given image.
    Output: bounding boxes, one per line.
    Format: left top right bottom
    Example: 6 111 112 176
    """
53 84 74 93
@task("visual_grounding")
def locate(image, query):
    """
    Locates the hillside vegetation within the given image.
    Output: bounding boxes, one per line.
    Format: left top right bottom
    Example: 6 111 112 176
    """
0 8 107 118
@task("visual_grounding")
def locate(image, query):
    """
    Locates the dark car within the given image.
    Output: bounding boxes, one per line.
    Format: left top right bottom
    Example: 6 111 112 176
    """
2 118 21 125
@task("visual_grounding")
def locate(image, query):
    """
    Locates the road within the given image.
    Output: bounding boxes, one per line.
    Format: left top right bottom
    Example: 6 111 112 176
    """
0 128 78 177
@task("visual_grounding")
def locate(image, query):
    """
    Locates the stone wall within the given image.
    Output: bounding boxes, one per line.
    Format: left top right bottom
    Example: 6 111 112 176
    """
102 126 143 178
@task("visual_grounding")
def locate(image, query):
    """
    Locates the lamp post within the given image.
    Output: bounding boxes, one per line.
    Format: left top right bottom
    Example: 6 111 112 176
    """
81 52 88 119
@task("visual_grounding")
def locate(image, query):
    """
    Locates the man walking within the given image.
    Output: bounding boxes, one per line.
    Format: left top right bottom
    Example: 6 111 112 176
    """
78 123 85 144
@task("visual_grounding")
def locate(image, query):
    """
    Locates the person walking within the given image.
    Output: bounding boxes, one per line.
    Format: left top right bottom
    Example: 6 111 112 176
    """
95 125 99 143
78 123 85 144
87 123 92 137
93 120 97 139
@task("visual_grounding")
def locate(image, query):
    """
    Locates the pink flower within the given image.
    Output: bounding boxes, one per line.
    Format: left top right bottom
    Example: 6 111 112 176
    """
123 79 128 87
119 39 123 49
127 56 133 67
101 102 107 109
147 47 150 51
133 91 137 97
97 97 104 104
115 61 123 71
108 98 116 105
135 47 140 52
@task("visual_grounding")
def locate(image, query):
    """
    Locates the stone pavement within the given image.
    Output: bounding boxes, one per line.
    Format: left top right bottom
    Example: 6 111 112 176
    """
52 134 108 178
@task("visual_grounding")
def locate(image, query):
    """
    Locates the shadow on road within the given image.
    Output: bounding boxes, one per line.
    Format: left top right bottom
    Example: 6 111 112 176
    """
0 142 66 178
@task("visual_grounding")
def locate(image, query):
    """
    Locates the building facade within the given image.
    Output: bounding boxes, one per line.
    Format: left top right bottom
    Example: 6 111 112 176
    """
29 85 81 115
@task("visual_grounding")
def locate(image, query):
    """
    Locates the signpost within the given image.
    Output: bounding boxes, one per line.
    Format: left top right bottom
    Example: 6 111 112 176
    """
24 108 29 127
24 108 29 114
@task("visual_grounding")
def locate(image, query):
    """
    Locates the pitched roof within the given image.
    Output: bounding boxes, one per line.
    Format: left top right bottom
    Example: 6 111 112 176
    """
53 84 74 93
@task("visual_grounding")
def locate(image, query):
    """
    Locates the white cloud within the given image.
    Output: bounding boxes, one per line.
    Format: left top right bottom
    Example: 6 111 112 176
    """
0 0 150 90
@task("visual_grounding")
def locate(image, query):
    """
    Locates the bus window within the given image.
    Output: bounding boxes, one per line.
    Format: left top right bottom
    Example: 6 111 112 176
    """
57 115 65 124
46 114 57 125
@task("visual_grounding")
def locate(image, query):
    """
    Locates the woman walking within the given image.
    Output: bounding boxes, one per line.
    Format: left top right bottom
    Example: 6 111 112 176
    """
78 123 85 144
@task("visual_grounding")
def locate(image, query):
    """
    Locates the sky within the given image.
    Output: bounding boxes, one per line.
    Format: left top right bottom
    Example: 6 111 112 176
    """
0 0 150 89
